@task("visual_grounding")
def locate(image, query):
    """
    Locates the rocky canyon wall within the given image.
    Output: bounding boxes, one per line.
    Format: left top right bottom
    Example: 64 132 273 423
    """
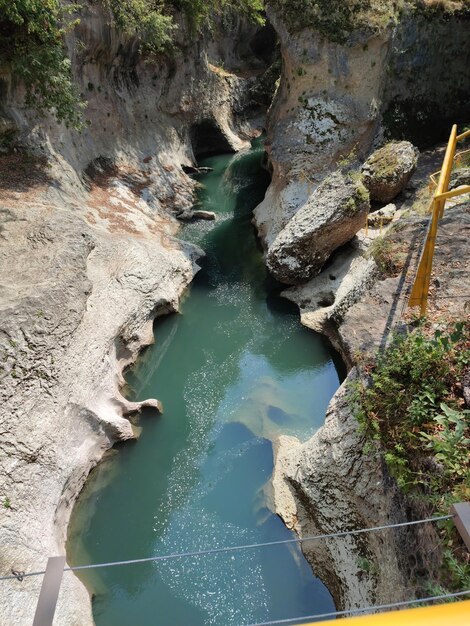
0 4 275 624
260 1 470 614
254 3 470 246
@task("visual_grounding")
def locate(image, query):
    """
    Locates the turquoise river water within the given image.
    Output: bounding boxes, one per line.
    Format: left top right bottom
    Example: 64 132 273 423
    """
68 139 345 625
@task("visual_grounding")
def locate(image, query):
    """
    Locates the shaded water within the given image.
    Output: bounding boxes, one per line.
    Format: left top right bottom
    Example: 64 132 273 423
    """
68 139 344 625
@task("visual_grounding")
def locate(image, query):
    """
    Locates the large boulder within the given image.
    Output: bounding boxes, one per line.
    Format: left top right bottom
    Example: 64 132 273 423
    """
266 171 370 284
361 141 419 203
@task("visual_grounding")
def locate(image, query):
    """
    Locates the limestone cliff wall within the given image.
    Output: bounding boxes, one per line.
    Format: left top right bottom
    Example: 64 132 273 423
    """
0 5 274 624
1 3 274 210
383 9 470 145
273 382 413 611
272 198 470 610
254 4 470 246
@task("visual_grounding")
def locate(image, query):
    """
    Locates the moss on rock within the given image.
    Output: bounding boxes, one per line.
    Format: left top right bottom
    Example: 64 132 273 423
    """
361 141 419 203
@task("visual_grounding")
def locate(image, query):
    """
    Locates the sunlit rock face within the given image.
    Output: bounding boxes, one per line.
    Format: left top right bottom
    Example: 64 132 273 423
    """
267 171 370 284
361 141 419 203
256 1 470 614
254 4 470 247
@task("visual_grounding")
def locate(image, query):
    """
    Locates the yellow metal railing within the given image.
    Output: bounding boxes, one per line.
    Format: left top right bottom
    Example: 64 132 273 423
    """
301 599 470 625
408 125 470 316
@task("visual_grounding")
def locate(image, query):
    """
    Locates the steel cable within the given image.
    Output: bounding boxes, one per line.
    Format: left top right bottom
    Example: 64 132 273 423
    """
0 514 452 582
245 589 470 626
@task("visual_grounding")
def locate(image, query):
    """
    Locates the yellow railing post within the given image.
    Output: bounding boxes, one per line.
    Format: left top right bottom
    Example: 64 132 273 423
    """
408 124 459 316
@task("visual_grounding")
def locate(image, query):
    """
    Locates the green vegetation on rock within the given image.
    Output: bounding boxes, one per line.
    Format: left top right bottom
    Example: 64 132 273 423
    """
0 0 264 126
103 0 264 46
0 0 84 128
102 0 175 54
267 0 467 42
353 320 470 592
268 0 401 42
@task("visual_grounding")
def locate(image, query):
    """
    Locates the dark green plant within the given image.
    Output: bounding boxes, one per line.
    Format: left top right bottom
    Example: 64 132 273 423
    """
419 403 470 481
104 0 264 46
102 0 175 54
443 549 470 590
353 320 470 593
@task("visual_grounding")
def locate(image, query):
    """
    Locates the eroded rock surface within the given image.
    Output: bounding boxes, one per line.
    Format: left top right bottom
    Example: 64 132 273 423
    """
272 381 415 611
0 196 202 625
0 5 276 624
254 5 469 246
273 199 470 610
361 141 419 203
450 167 470 190
367 203 397 226
266 171 370 284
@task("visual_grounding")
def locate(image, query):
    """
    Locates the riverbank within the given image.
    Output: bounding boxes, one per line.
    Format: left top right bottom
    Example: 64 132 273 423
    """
0 150 204 623
270 147 470 611
1 2 469 623
0 8 276 621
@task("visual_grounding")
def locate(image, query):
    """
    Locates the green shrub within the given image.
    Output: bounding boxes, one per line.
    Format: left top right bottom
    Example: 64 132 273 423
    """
353 320 470 592
0 0 85 128
353 321 469 495
103 0 264 45
102 0 175 53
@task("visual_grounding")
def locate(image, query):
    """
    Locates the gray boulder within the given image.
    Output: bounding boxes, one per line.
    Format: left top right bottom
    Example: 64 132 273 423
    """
361 141 419 203
266 171 370 285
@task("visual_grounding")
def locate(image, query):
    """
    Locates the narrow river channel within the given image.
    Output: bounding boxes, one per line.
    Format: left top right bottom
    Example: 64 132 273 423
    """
68 138 345 625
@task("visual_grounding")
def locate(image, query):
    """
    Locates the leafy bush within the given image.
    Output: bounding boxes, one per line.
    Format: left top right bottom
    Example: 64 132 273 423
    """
420 403 470 482
0 0 84 128
354 321 469 494
353 320 470 592
102 0 175 54
103 0 263 47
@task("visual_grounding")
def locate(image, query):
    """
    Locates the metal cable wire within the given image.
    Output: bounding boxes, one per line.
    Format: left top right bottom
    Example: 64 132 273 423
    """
0 514 452 582
245 589 470 626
